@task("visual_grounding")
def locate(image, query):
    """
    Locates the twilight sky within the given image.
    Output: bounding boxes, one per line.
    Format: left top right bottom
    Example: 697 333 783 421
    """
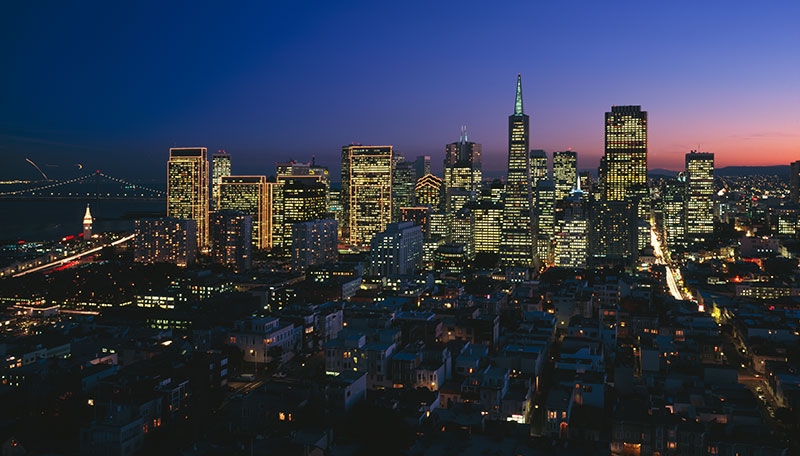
1 1 799 182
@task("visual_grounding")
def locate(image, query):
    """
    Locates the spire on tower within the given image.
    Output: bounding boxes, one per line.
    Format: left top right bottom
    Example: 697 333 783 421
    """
83 204 93 224
514 73 524 115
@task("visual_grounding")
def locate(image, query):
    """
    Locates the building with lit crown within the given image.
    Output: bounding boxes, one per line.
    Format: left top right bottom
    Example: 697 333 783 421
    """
415 174 443 210
167 147 209 248
341 145 393 247
83 204 93 238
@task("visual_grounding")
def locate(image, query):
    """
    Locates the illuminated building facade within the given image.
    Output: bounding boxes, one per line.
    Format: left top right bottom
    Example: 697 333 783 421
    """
500 74 534 267
392 158 416 221
341 145 393 247
554 191 588 268
281 179 327 248
684 151 715 243
291 219 338 272
662 176 686 251
553 150 577 204
777 206 799 237
470 199 503 254
210 209 252 271
370 222 423 277
428 212 448 239
167 147 209 248
415 174 443 210
601 106 647 203
530 149 548 185
211 151 231 210
219 175 271 250
450 208 473 258
83 204 92 238
535 180 555 264
134 217 198 266
400 206 430 236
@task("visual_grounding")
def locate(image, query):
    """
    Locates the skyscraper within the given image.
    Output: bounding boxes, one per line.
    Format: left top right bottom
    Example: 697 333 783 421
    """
554 189 588 269
601 105 648 214
790 160 800 205
415 174 443 210
500 74 534 266
211 151 231 210
530 150 548 187
553 150 577 204
589 200 637 266
210 209 252 271
281 179 327 248
685 151 715 243
414 155 431 181
469 199 503 256
662 176 686 252
444 127 482 217
219 175 270 250
167 147 209 248
341 145 393 247
534 180 555 264
392 158 416 221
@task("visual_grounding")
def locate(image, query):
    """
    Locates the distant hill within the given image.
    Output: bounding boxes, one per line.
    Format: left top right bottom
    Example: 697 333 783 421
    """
649 168 679 178
715 165 789 178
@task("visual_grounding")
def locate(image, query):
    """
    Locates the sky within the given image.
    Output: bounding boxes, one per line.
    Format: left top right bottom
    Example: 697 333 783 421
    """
1 1 799 182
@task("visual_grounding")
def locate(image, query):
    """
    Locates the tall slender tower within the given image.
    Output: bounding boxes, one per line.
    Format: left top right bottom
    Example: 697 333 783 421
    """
601 106 648 209
500 74 534 266
211 151 231 210
83 204 93 238
553 150 577 205
168 147 209 248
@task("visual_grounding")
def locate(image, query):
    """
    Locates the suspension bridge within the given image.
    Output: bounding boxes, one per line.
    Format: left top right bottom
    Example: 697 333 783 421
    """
0 171 165 201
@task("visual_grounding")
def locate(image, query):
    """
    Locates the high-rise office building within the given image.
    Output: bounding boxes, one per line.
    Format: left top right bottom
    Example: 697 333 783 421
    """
469 199 503 255
578 171 593 195
415 174 443 210
291 219 338 272
553 150 577 204
444 127 482 217
210 210 252 271
392 159 416 221
211 151 231 210
276 159 330 206
281 179 327 248
534 180 555 264
530 150 548 185
219 175 271 250
662 176 686 252
370 221 423 277
791 160 800 205
685 151 715 243
341 145 393 247
134 217 198 266
450 208 474 258
601 105 648 218
414 155 431 181
590 200 637 266
167 147 209 248
554 190 588 269
500 74 534 266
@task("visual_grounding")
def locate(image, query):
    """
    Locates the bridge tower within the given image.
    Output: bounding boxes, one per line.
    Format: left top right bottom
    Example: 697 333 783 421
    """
83 204 93 238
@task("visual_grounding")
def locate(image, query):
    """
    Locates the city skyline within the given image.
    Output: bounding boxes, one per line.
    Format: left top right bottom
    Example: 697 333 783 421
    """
2 2 799 181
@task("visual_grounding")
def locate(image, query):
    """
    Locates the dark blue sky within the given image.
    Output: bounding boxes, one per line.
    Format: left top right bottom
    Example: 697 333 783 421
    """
2 1 798 182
